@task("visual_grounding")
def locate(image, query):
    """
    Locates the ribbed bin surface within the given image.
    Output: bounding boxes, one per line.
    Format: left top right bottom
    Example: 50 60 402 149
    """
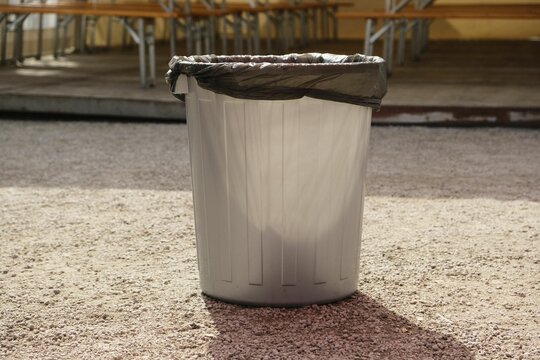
186 79 372 306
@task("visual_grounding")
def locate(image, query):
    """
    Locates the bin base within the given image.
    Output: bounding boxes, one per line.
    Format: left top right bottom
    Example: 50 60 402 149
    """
202 290 358 308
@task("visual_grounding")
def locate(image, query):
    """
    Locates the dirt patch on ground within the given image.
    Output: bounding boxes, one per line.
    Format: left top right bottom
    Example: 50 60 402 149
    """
0 120 538 359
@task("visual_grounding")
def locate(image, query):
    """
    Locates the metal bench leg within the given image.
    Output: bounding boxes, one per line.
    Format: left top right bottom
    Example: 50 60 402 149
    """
265 13 272 53
279 12 287 51
282 12 290 52
166 19 175 57
321 7 330 41
307 9 312 45
253 13 260 54
195 22 202 55
80 15 87 54
300 10 307 46
106 15 113 49
411 20 420 61
278 12 290 53
147 21 156 87
36 12 43 60
383 19 394 74
88 16 97 53
185 16 193 55
332 5 338 40
61 19 67 57
221 15 227 54
122 19 128 48
311 9 317 41
166 0 176 56
233 13 241 54
106 17 112 49
204 19 211 54
54 15 61 58
421 19 430 51
416 19 423 51
1 14 8 65
288 10 295 50
274 13 284 53
364 18 373 56
397 20 406 65
73 15 81 53
415 23 422 60
209 16 216 53
317 7 322 41
246 15 253 54
13 16 24 64
237 14 244 54
137 18 147 87
284 11 291 51
61 16 73 57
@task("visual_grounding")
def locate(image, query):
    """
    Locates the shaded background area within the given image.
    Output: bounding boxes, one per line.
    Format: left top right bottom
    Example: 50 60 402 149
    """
1 120 538 359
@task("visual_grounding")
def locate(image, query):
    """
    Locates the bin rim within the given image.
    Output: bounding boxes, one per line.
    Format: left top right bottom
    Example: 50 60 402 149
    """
167 53 386 67
167 53 387 108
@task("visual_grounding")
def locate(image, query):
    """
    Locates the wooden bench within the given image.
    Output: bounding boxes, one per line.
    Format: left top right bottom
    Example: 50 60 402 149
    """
0 1 355 86
336 4 540 72
185 1 353 55
0 2 230 86
227 2 324 53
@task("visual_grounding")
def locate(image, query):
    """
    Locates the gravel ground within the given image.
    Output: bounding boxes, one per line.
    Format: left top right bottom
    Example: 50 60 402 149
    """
0 120 538 360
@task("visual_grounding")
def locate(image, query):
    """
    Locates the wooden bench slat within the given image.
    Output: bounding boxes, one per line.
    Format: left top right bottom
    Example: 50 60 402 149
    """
0 3 230 18
425 4 540 13
0 4 173 18
336 6 540 20
0 1 354 18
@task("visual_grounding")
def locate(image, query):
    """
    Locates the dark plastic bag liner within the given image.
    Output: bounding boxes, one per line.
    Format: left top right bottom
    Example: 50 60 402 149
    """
166 53 387 108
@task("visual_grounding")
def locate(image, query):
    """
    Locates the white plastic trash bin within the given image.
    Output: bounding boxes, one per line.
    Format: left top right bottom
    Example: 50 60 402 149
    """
167 54 387 306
